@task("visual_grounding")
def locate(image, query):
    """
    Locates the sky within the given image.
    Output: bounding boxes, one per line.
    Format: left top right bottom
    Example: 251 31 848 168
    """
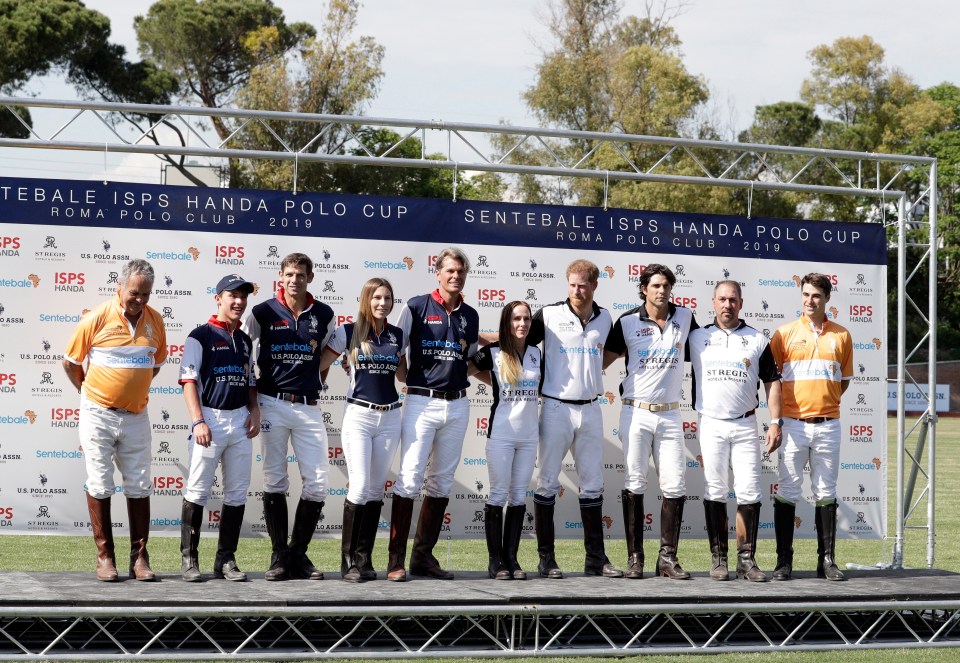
7 0 958 181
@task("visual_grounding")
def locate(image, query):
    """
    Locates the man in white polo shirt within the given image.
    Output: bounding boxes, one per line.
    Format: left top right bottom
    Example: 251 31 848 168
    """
689 280 782 582
604 264 697 580
532 259 622 579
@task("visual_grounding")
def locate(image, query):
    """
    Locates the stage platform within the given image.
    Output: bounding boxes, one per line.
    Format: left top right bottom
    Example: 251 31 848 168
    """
2 567 960 659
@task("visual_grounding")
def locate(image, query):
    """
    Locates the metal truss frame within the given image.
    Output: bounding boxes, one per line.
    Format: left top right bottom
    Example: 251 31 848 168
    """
0 96 940 568
1 601 960 659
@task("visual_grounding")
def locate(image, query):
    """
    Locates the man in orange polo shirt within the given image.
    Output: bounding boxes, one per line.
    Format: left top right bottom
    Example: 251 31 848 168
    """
63 259 167 582
769 273 853 582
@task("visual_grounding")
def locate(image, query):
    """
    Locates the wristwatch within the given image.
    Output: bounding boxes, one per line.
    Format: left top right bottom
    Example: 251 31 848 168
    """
771 418 784 427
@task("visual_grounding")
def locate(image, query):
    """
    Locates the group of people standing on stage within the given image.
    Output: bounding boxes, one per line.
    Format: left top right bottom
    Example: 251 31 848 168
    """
64 248 853 584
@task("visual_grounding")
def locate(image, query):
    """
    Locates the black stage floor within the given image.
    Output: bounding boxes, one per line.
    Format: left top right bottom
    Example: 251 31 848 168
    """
0 567 956 608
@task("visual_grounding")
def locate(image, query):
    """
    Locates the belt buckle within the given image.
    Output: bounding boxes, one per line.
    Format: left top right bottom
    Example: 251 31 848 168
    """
649 403 666 412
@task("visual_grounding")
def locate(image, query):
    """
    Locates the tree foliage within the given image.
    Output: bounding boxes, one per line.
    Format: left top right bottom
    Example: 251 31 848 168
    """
500 0 714 210
135 0 314 140
0 0 176 137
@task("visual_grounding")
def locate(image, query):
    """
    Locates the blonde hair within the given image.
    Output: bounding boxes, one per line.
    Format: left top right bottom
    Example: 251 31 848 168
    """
497 301 531 389
348 278 394 366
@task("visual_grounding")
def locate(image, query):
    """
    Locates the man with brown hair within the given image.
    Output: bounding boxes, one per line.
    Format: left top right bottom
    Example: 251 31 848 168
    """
769 273 853 581
531 259 622 579
243 253 336 581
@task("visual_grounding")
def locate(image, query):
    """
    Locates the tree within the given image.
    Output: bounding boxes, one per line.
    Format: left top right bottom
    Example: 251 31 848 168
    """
135 0 314 142
230 0 386 192
0 0 175 137
498 0 718 211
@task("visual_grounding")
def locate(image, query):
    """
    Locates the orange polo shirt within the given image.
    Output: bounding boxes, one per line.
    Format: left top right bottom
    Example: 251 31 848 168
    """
769 315 853 420
64 295 167 413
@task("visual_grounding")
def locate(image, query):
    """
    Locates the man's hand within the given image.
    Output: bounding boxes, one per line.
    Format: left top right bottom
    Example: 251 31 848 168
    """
245 409 261 439
765 424 782 454
193 422 212 447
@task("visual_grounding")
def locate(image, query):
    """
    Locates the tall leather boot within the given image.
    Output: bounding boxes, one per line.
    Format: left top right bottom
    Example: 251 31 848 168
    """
409 496 454 579
386 496 414 582
357 500 382 581
736 502 767 582
816 501 846 581
87 493 118 582
214 504 247 581
263 492 290 581
180 499 203 582
341 500 364 583
621 490 644 579
704 500 730 580
127 496 156 581
484 504 510 579
657 497 691 579
289 498 324 580
772 499 795 581
503 504 527 580
534 497 563 579
581 497 623 577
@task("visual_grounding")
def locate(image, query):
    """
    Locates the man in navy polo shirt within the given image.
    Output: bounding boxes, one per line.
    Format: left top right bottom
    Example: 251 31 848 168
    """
243 253 336 581
179 274 260 582
532 259 623 580
386 246 479 581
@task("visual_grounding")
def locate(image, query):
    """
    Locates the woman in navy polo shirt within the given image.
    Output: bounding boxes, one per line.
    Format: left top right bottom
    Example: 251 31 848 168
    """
320 277 406 582
469 300 541 580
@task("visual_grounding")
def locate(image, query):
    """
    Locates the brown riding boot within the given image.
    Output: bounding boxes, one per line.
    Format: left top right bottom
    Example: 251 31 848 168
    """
735 502 767 582
87 493 118 582
386 496 414 582
409 496 454 579
127 496 156 581
704 499 730 581
657 497 691 579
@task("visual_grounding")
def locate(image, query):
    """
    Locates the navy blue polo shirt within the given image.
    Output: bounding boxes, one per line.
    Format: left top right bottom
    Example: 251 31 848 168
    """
242 290 336 398
396 290 479 392
179 317 255 410
325 322 406 405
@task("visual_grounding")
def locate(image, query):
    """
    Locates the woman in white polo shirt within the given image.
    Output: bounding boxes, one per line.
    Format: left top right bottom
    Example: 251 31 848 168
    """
319 277 406 582
469 301 541 580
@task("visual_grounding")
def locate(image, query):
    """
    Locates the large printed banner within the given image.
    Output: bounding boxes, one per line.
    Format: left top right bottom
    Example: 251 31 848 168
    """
0 177 888 542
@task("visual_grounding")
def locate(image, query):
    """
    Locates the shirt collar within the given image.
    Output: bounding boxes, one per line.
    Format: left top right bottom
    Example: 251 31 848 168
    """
431 289 463 312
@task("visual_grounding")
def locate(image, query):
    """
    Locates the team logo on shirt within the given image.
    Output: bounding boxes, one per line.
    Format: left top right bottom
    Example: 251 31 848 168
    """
743 358 751 369
270 320 290 330
385 330 397 345
425 315 442 325
308 315 318 332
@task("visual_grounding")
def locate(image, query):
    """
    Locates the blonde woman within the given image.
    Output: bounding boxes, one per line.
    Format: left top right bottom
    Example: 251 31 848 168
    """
320 278 406 582
469 301 541 580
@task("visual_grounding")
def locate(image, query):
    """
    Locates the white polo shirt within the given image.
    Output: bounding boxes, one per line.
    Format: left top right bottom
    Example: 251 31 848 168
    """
689 320 781 420
528 300 611 401
471 343 542 440
605 303 697 403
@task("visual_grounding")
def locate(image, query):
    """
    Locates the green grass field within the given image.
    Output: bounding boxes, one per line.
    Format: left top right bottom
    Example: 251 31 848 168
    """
0 415 952 663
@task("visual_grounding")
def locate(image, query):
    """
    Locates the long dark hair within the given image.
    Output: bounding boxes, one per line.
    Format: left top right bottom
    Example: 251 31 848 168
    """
497 300 532 387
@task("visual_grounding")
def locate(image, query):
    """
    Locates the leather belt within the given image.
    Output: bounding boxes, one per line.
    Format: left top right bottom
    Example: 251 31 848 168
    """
348 398 401 411
730 409 756 420
543 394 598 406
622 399 680 412
790 416 836 425
406 387 467 401
261 390 319 406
